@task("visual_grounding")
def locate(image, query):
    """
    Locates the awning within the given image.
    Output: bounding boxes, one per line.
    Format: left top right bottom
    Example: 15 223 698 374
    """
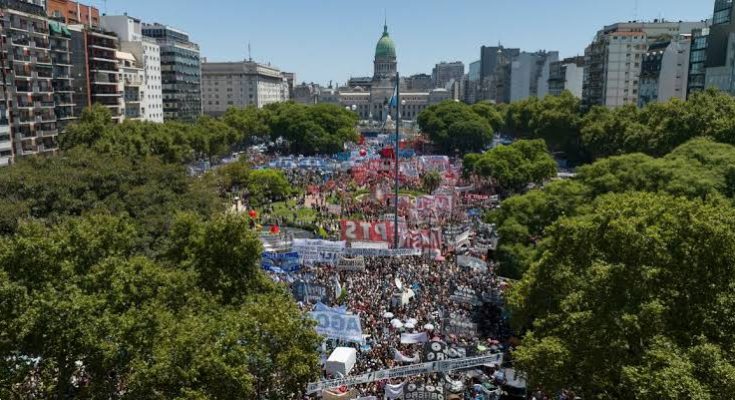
49 21 62 35
61 25 72 38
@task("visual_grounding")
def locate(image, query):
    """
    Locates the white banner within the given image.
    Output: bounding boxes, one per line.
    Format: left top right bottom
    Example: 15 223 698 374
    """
400 332 428 344
385 382 405 399
336 256 366 272
393 348 420 364
306 354 503 394
457 255 487 271
310 310 364 344
292 239 345 265
344 248 422 257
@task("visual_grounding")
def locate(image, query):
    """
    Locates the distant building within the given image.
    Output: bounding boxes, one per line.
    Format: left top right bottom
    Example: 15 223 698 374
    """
479 46 520 103
46 0 98 26
548 56 585 98
583 20 708 108
687 27 709 96
432 61 464 89
510 51 558 101
404 74 434 91
307 23 450 122
101 15 164 122
465 60 481 104
638 36 692 107
201 60 290 116
142 23 201 122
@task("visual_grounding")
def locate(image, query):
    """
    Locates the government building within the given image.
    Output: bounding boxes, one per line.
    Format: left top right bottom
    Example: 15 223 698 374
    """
293 23 450 122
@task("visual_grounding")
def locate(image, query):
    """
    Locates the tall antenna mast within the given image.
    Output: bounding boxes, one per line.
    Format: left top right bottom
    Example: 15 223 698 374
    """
248 42 252 62
634 0 639 21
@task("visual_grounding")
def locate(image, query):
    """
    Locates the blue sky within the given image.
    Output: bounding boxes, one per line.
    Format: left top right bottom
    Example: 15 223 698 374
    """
97 0 709 85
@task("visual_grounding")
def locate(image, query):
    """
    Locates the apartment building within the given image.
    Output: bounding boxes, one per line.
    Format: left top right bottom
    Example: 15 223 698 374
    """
101 15 163 122
638 36 692 107
46 0 98 27
583 20 708 108
86 29 122 121
548 56 585 98
432 61 464 89
142 23 201 122
0 1 64 165
202 60 289 116
509 50 559 101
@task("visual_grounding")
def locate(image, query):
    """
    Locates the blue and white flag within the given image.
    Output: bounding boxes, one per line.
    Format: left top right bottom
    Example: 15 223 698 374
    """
388 84 398 108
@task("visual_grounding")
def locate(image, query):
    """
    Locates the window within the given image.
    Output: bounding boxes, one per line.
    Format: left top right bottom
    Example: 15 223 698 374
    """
714 9 732 25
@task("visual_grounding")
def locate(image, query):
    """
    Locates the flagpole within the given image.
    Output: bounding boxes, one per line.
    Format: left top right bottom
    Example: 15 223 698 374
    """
394 71 400 249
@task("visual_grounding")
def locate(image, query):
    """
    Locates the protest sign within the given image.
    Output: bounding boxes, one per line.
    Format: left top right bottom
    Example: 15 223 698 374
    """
311 310 365 344
336 256 366 272
404 382 444 400
457 255 487 272
444 317 478 337
292 239 345 265
340 221 443 250
400 332 428 344
449 286 480 305
293 280 328 303
344 247 422 257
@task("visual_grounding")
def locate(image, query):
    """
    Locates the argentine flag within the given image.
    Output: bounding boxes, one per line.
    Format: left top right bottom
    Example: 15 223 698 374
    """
388 83 398 108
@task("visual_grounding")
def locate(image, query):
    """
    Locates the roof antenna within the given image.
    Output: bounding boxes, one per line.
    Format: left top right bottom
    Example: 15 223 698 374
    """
634 0 639 21
248 42 252 62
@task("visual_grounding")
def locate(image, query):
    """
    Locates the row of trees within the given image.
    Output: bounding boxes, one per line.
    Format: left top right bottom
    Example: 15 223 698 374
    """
63 102 359 164
504 88 735 162
488 138 735 398
418 89 735 164
0 103 332 397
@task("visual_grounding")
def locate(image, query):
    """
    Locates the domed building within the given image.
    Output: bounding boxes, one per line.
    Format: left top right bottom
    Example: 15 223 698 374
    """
293 23 450 122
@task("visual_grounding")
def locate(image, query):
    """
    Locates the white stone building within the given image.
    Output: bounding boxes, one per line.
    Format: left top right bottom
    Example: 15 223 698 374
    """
101 15 164 122
201 60 290 116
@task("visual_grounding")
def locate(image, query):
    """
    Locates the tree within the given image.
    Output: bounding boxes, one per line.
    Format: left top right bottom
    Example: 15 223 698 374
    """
417 100 493 154
268 102 358 155
421 171 443 194
60 104 115 149
469 139 556 193
508 192 735 398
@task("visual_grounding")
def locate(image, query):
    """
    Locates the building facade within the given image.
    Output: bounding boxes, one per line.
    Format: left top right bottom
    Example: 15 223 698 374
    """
142 23 201 122
201 60 290 116
688 28 709 96
548 56 585 98
510 50 558 101
86 29 122 121
638 36 692 107
46 0 98 26
583 20 708 108
101 15 164 122
479 45 520 104
0 1 66 165
432 61 464 89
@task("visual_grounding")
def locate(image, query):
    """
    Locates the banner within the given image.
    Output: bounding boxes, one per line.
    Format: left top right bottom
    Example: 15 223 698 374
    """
306 354 504 394
444 317 478 337
449 286 480 305
292 239 345 265
261 252 301 273
457 255 487 271
293 280 328 303
393 348 420 364
311 310 365 344
340 221 443 250
323 389 359 400
344 248 422 257
400 332 428 344
404 383 444 400
336 256 366 272
385 382 405 400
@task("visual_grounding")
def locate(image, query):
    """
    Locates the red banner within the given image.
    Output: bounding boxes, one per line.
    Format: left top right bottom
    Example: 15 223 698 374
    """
340 220 443 250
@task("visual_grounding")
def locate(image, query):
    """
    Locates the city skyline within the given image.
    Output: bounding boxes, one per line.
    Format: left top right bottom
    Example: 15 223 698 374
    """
99 0 709 84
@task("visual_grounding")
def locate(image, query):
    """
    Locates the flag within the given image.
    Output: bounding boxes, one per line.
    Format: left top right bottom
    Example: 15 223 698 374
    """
388 83 398 108
334 274 342 299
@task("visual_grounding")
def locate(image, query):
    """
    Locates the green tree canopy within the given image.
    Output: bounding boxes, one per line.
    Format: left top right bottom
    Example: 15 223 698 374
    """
417 100 493 154
509 192 735 399
467 139 557 193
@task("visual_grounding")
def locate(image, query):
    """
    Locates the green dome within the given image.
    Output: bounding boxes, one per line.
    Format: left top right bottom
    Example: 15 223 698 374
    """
375 24 396 59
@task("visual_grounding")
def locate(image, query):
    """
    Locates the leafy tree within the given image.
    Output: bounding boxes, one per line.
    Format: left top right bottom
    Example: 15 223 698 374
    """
417 100 493 154
268 102 358 155
469 139 556 193
60 104 115 149
471 101 505 132
208 162 294 207
509 192 735 398
421 171 443 194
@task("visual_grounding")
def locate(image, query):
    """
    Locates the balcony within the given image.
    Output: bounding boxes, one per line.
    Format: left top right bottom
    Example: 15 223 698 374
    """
36 69 53 79
34 54 52 65
12 53 31 63
35 114 56 123
36 85 53 93
13 66 32 77
36 125 57 137
15 84 33 93
11 35 31 47
50 43 69 53
52 54 71 65
34 101 55 108
31 23 49 35
52 83 73 93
